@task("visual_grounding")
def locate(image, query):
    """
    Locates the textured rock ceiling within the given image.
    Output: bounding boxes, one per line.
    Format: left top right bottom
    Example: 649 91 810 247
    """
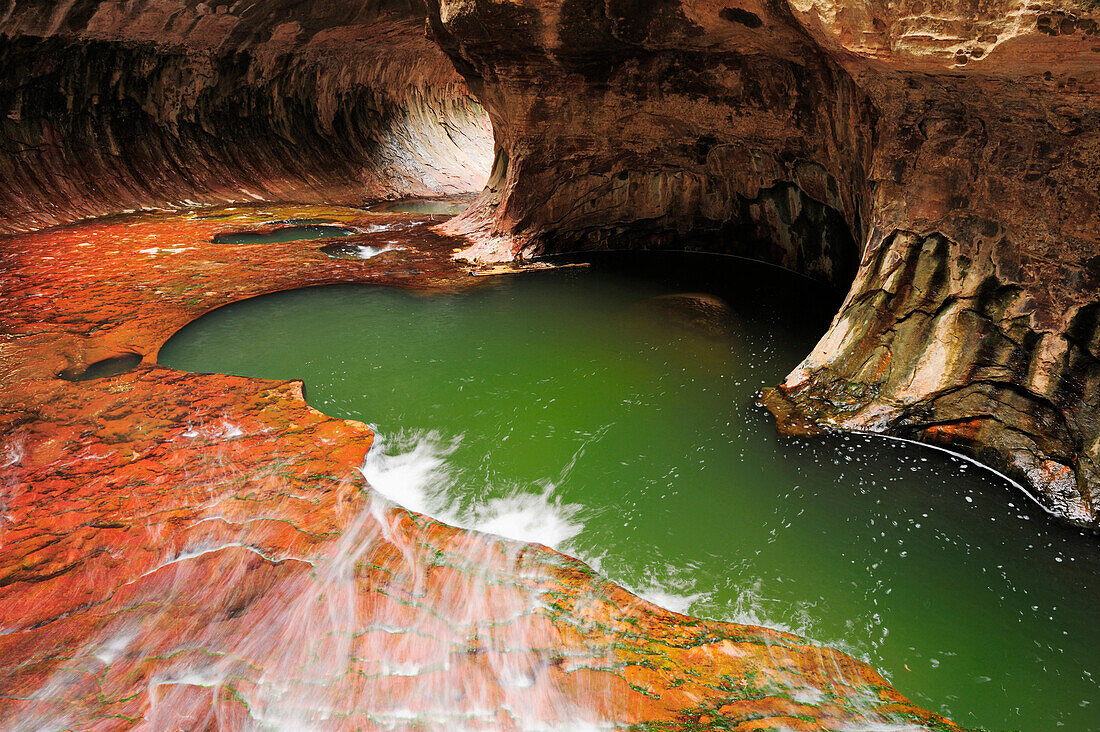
0 0 494 232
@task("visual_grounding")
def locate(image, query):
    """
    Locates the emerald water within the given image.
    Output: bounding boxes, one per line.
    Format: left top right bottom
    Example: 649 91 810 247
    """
159 252 1099 731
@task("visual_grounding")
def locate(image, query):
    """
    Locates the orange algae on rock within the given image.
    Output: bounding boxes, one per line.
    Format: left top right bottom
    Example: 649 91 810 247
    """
0 206 965 729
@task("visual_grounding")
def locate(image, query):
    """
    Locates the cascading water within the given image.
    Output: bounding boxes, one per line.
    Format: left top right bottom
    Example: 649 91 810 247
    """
9 426 622 731
360 430 586 551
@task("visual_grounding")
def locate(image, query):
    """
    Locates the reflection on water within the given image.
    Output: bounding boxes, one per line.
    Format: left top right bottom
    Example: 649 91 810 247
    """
159 253 1100 730
57 353 143 382
320 242 403 260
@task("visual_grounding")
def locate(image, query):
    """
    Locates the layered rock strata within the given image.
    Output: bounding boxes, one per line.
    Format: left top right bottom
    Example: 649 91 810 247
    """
0 0 493 233
426 0 1100 527
0 207 964 729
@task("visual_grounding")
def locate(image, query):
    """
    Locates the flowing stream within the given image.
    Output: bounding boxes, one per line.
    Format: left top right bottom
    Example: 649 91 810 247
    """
159 252 1100 731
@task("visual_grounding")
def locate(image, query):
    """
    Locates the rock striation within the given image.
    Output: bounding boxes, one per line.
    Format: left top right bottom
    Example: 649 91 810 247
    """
0 0 1089 725
0 0 493 233
2 1 1094 524
426 0 1100 527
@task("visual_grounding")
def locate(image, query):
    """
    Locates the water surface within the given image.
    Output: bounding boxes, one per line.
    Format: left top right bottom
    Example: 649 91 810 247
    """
367 197 474 215
160 253 1100 730
211 224 358 245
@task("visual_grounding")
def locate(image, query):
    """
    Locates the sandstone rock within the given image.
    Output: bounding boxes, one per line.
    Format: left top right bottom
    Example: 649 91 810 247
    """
0 1 493 232
630 292 738 340
0 0 1093 722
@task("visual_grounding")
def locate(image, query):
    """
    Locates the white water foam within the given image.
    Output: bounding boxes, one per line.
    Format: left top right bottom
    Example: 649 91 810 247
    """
627 570 711 616
179 418 245 441
351 244 402 259
359 429 584 551
356 431 878 665
360 430 783 627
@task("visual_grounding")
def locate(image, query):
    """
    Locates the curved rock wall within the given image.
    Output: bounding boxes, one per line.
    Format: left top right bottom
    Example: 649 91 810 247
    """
0 0 493 232
778 0 1100 526
426 0 1100 527
428 0 875 287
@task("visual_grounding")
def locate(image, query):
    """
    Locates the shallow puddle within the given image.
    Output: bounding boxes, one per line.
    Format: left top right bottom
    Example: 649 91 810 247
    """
368 197 474 215
58 353 143 381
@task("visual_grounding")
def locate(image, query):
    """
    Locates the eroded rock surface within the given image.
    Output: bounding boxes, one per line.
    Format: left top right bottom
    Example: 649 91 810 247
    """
0 1 493 232
3 2 1092 523
426 0 1100 527
0 207 964 729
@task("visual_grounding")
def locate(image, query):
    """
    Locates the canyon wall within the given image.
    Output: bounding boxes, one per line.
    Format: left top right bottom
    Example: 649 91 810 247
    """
429 0 875 287
426 0 1100 527
0 0 493 232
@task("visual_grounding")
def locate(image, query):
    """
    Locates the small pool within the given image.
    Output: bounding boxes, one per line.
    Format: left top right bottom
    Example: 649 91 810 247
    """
159 252 1100 731
211 224 358 245
368 197 473 215
58 353 142 381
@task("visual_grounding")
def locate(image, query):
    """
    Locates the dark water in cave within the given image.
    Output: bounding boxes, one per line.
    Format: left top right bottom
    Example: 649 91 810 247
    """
159 252 1100 731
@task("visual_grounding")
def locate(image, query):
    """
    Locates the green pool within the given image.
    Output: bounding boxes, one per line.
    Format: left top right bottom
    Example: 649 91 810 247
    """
211 223 358 245
159 252 1100 731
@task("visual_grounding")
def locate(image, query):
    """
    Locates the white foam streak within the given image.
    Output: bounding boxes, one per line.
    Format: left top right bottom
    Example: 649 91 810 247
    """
633 585 708 616
359 430 455 516
469 485 582 547
359 430 584 551
352 244 402 259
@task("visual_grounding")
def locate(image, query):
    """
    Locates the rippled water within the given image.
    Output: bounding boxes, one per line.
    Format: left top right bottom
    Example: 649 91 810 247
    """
159 252 1100 730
